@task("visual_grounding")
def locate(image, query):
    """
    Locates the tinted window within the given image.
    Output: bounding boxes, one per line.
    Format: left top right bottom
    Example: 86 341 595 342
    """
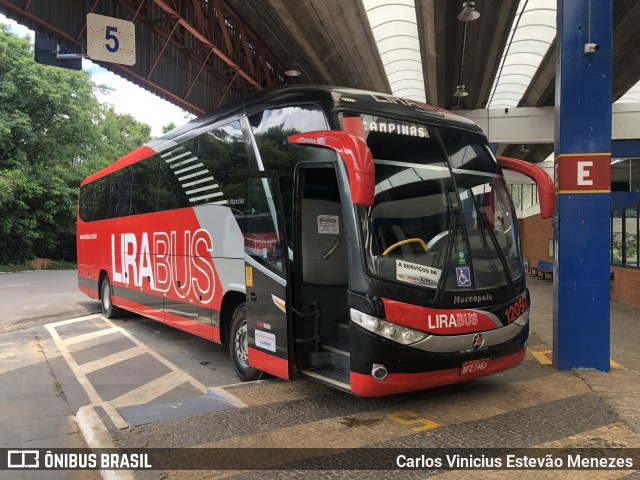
439 129 496 173
79 184 93 222
109 169 133 218
250 105 330 172
184 120 248 209
245 174 287 274
92 176 110 221
81 118 254 220
157 147 192 211
156 120 250 213
130 156 160 215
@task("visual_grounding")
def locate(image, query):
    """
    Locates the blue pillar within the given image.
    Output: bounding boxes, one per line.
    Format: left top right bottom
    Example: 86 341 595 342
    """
553 0 611 370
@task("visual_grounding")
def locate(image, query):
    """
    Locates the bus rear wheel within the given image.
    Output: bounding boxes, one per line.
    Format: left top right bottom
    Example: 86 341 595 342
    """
100 275 123 319
229 303 263 382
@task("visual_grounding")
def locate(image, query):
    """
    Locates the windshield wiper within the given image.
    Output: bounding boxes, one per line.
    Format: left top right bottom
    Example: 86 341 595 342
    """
466 186 516 296
434 189 458 302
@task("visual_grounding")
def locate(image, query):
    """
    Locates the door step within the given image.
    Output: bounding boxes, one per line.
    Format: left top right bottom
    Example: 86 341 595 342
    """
306 341 350 372
301 368 351 393
338 323 350 342
323 341 349 356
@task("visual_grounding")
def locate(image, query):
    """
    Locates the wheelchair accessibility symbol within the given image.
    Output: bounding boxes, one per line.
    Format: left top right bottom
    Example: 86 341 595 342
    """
456 267 472 288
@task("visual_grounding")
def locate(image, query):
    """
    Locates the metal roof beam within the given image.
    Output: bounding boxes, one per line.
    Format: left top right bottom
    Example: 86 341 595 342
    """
415 0 438 105
152 0 260 88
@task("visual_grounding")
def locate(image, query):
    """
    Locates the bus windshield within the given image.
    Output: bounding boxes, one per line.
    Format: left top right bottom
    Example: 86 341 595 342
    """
345 113 522 294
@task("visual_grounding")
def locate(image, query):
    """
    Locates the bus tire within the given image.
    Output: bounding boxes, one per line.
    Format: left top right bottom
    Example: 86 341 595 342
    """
100 275 123 319
229 303 263 382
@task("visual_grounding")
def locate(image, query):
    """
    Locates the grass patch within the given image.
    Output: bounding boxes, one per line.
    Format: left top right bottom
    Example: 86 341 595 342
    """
0 263 31 272
0 259 77 272
42 260 77 270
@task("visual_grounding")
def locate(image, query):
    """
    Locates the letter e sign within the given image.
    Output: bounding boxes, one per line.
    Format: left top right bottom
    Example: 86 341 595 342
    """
556 154 610 192
576 161 593 186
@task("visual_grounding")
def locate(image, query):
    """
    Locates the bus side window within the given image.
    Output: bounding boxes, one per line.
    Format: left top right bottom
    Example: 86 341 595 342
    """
92 176 110 221
79 183 93 222
130 156 160 215
249 105 329 173
245 175 286 274
109 169 133 218
279 175 294 246
157 149 191 211
193 120 247 214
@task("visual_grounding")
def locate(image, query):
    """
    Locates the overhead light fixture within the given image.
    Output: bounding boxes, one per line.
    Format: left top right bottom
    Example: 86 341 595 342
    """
453 85 469 97
457 1 481 22
284 63 301 77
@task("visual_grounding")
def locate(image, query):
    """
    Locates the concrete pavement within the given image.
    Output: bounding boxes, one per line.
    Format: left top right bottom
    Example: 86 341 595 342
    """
527 277 640 437
0 328 100 480
3 269 640 478
0 270 100 331
75 277 640 478
0 270 100 479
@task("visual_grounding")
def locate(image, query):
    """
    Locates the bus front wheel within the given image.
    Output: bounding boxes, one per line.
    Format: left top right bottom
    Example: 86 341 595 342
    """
100 275 123 319
229 303 263 382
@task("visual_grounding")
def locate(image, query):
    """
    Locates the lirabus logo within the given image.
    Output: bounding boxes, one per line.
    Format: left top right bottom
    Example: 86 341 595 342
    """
111 229 216 304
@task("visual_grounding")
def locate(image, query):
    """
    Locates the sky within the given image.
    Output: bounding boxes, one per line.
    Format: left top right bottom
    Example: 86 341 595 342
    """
1 14 192 137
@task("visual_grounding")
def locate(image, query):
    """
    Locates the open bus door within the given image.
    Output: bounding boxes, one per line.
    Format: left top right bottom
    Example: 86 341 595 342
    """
244 173 292 380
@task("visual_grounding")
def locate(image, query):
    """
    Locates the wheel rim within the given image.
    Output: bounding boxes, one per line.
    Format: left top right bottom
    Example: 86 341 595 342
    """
234 320 250 369
102 281 111 310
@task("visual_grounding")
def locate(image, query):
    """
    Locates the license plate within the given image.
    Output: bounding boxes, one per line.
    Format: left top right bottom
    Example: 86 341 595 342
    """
461 358 490 375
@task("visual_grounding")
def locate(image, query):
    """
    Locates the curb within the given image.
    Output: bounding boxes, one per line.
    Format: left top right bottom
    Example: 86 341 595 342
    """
207 384 248 408
76 403 135 480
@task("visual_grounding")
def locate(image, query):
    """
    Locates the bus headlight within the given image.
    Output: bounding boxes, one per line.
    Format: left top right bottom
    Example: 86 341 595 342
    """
350 309 427 345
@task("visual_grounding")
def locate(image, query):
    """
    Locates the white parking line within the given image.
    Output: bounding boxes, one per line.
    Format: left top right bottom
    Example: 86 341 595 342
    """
77 345 147 374
111 371 189 408
46 318 105 406
46 314 208 414
64 326 119 346
0 283 30 288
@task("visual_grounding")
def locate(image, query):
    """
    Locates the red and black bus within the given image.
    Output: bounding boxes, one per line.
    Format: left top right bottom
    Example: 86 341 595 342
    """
77 85 553 397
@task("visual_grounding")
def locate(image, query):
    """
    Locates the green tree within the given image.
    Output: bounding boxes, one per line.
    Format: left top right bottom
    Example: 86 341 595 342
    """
162 122 177 134
98 106 152 160
0 25 152 263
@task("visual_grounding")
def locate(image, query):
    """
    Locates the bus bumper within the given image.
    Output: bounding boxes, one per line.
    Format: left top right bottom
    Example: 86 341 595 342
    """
349 323 528 397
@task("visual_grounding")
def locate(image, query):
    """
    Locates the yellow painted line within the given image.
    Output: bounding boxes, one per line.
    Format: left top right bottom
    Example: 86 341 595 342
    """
386 411 439 432
556 190 610 194
195 372 591 457
531 350 622 368
555 152 610 158
530 350 552 365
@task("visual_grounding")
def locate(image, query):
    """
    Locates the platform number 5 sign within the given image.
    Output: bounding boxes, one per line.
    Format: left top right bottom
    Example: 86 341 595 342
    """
87 13 136 66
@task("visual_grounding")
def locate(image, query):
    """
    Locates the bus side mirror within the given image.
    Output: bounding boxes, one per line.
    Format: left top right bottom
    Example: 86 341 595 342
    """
288 131 375 207
496 155 555 219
